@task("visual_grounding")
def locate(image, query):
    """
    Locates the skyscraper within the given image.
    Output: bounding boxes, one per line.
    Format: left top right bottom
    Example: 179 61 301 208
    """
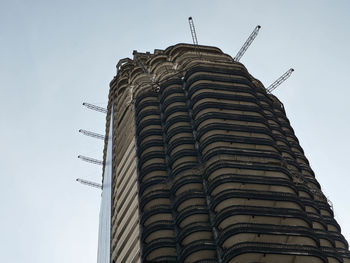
98 43 350 263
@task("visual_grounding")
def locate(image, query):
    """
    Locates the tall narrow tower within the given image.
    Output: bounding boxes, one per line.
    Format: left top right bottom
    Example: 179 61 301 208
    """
99 44 350 263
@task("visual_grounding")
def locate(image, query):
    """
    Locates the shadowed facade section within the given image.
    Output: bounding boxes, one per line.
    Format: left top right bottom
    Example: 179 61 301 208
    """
102 43 350 263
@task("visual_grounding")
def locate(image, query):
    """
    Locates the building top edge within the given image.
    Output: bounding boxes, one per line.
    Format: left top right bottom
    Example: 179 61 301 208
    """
113 43 228 75
130 43 225 57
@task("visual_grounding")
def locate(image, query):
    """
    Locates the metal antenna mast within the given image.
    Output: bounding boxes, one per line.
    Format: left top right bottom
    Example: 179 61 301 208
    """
79 129 105 140
76 178 102 189
78 155 103 165
188 17 201 58
82 102 107 114
234 25 261 62
188 17 198 45
267 68 294 93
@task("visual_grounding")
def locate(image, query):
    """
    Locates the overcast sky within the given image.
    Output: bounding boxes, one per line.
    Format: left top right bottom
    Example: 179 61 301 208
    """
1 1 349 262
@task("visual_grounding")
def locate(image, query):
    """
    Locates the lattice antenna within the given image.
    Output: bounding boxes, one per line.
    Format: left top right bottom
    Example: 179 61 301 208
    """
234 25 261 62
188 17 201 58
188 17 198 45
82 102 107 114
78 155 103 165
76 178 102 189
79 129 105 140
267 68 294 93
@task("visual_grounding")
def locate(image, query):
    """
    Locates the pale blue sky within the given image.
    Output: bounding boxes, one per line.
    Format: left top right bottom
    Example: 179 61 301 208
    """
1 1 349 262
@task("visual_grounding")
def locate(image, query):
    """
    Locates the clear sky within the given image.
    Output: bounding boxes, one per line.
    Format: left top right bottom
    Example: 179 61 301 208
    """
1 0 349 262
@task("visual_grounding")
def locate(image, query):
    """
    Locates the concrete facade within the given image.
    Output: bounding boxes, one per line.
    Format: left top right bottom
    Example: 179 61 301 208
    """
102 43 350 263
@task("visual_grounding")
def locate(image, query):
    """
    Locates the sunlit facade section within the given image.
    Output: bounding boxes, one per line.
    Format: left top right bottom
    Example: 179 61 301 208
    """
97 107 113 263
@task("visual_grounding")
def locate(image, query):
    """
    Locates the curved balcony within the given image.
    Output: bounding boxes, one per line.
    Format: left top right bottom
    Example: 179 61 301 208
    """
185 72 254 96
170 162 199 178
174 190 206 212
163 109 189 125
167 137 195 156
337 249 350 262
192 100 261 120
168 139 195 154
323 217 341 233
158 79 183 98
140 189 171 212
141 205 173 227
199 135 280 161
300 198 322 215
215 205 312 230
142 238 177 262
142 220 175 244
202 147 283 169
319 247 345 263
278 144 297 159
136 119 162 137
314 229 343 248
136 104 159 118
258 97 278 112
218 223 320 249
273 132 291 145
204 158 293 182
208 173 298 197
136 128 163 145
172 174 203 197
222 242 328 263
179 239 217 263
295 185 314 200
183 62 248 80
138 163 167 184
139 145 164 159
161 95 186 111
196 121 276 143
169 150 197 171
137 151 165 171
163 116 192 134
165 126 193 144
300 165 316 177
139 176 167 197
175 205 209 228
190 91 259 110
211 189 304 213
194 111 269 131
160 88 184 103
135 91 158 108
316 201 335 218
137 115 161 128
195 112 266 131
136 109 160 124
307 213 328 231
179 225 214 251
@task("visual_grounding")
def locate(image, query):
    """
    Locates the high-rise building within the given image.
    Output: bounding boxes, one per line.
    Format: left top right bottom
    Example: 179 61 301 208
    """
98 43 350 263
